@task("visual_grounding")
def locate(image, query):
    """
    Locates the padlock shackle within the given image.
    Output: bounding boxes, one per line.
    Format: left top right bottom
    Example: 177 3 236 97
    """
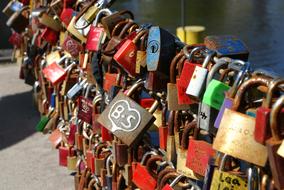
118 20 137 39
231 76 271 111
132 29 148 44
183 45 205 61
270 95 284 141
145 155 163 178
206 58 230 86
228 61 251 98
170 52 184 83
106 154 114 175
201 49 215 68
140 151 158 165
264 78 284 108
111 19 129 37
181 120 197 149
93 8 112 26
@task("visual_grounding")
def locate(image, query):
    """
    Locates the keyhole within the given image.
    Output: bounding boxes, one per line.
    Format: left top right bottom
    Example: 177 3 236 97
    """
151 45 156 53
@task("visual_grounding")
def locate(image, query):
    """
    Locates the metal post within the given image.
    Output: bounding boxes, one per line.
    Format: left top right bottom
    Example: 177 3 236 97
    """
181 0 185 27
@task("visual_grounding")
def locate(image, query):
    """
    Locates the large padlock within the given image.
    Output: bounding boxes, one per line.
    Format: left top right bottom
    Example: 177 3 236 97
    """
6 6 29 33
132 151 158 190
61 35 83 57
86 8 111 51
266 95 284 190
204 35 249 61
97 80 159 146
145 26 176 91
114 30 148 77
197 58 231 134
214 61 251 129
213 76 271 166
186 49 216 100
255 78 284 144
167 52 191 111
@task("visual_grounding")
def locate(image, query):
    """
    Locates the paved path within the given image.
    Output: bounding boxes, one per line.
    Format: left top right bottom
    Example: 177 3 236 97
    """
0 63 74 190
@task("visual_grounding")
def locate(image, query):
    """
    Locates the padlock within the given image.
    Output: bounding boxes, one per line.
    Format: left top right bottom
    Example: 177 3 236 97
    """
176 117 203 180
75 123 84 152
78 168 92 190
114 29 148 76
49 0 63 16
2 0 23 17
213 76 271 166
59 143 75 167
48 128 62 148
136 30 148 74
38 12 62 32
60 8 74 26
161 173 201 190
166 111 176 164
67 147 78 170
210 154 248 190
67 79 87 100
106 154 114 190
6 6 29 33
167 52 191 111
101 10 134 38
8 32 23 48
177 45 204 105
132 151 158 190
41 27 59 45
82 0 110 23
186 127 216 176
74 158 84 190
77 85 94 125
114 140 128 167
186 49 216 100
255 78 284 144
145 26 176 91
67 16 87 43
204 35 249 61
198 58 231 134
266 95 284 190
87 176 101 190
36 109 54 132
85 134 96 174
97 80 159 146
86 8 111 51
94 143 109 176
214 61 251 128
68 123 77 146
42 56 74 85
61 35 83 57
159 105 168 150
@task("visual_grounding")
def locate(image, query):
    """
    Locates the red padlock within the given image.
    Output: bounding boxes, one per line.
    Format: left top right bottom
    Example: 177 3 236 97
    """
177 45 204 105
68 123 77 146
77 85 93 125
132 151 158 190
61 36 83 57
114 30 148 76
59 145 75 167
42 56 71 85
101 126 113 142
255 78 284 144
41 27 59 45
86 9 112 51
159 106 168 150
60 8 74 26
139 98 155 109
8 32 22 48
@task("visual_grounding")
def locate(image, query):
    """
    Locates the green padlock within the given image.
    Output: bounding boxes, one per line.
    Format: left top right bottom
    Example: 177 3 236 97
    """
202 79 230 110
36 116 50 132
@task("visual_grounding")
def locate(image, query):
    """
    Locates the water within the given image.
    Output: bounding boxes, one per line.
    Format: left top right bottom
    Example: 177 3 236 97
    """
112 0 284 74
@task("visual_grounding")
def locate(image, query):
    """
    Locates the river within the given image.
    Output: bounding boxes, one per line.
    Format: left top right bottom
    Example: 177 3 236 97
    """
112 0 284 74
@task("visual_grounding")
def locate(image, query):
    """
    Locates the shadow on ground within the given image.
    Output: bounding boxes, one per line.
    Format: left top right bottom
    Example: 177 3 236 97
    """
0 90 39 150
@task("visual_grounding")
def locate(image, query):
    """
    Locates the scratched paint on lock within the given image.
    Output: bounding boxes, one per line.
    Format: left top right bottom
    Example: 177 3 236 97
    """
108 100 141 132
